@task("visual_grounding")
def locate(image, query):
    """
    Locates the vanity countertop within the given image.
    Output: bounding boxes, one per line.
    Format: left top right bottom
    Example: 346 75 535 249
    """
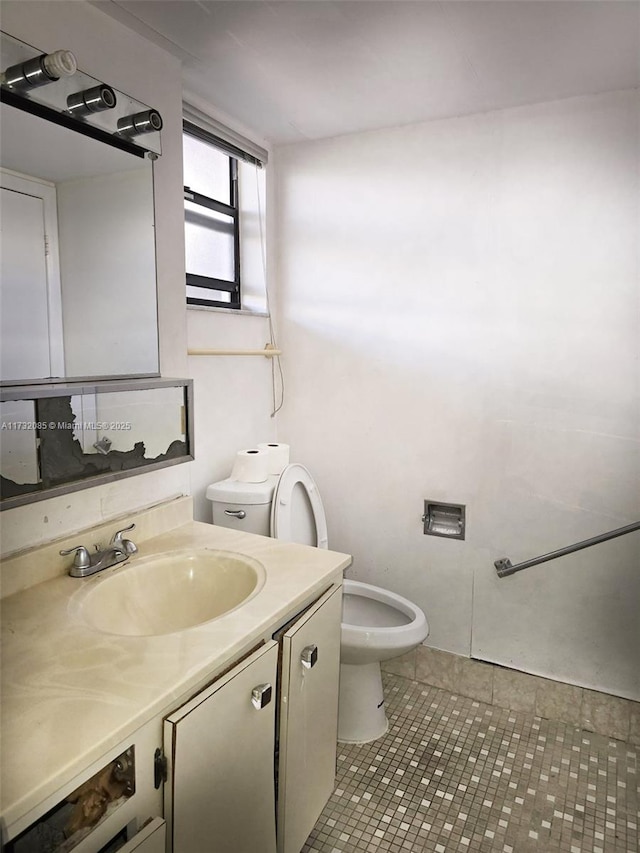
0 519 351 835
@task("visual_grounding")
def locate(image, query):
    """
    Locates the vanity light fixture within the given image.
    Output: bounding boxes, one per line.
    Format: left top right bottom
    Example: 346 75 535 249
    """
1 49 77 90
66 84 117 116
117 109 163 137
0 32 163 158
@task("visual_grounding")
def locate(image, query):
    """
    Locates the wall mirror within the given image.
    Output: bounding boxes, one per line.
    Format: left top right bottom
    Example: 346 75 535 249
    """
0 378 193 510
0 104 159 383
0 32 160 384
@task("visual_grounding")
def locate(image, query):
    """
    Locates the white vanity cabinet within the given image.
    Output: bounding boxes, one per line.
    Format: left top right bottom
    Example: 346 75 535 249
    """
163 641 279 853
1 509 351 853
162 583 342 853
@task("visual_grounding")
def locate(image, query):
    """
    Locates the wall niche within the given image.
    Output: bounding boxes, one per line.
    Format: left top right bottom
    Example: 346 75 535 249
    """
0 378 193 510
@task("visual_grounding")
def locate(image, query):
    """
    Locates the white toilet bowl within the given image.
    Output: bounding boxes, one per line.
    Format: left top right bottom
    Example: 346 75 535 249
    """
338 579 429 744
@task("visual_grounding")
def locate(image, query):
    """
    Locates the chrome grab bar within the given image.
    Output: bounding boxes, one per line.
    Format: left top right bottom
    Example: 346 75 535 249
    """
495 520 640 578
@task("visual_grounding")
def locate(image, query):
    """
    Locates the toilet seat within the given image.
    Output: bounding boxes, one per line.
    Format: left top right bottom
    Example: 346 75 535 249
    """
270 464 329 549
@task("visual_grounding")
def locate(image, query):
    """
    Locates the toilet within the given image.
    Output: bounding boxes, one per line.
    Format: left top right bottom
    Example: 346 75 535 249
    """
207 463 429 744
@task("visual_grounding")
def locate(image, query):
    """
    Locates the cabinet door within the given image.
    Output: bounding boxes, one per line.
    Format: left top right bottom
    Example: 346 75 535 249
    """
277 585 342 853
164 642 278 853
119 818 165 853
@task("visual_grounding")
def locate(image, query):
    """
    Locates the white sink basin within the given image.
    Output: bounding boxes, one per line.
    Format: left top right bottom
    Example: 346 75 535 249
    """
76 549 266 636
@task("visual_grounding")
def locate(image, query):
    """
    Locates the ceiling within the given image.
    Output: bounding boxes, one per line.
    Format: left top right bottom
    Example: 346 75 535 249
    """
97 1 640 146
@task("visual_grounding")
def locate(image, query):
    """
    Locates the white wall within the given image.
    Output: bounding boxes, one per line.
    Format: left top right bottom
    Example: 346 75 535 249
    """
275 89 640 700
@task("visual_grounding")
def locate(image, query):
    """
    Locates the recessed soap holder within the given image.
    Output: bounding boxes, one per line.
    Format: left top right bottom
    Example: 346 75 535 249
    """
422 501 466 540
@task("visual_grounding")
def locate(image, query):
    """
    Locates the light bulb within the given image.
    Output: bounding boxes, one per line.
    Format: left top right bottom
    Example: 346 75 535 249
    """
42 50 77 79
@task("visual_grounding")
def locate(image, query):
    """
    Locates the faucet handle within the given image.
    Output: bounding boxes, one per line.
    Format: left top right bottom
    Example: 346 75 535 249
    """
59 545 91 569
111 523 138 554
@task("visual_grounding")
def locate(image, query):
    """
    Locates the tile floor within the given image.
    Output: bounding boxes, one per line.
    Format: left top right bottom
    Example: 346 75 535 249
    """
303 673 639 853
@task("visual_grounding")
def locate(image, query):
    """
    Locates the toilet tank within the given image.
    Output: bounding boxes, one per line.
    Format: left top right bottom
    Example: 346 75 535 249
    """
206 477 277 536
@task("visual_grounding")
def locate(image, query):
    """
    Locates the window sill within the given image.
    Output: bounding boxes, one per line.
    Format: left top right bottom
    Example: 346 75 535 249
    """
187 304 269 318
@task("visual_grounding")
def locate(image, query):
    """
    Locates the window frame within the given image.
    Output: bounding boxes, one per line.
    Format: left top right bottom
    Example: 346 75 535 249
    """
183 122 241 310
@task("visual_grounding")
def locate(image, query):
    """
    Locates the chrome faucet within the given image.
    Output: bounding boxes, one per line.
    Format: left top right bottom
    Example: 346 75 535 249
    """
110 523 138 555
60 523 137 578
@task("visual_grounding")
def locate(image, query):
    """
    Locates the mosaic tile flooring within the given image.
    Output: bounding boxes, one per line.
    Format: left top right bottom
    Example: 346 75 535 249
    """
303 673 639 853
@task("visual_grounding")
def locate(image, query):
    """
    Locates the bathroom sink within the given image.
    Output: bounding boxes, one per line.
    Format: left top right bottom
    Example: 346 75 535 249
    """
76 549 266 636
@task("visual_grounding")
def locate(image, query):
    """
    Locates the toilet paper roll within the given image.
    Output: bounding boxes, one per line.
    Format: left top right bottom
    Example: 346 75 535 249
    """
230 449 269 483
257 442 290 475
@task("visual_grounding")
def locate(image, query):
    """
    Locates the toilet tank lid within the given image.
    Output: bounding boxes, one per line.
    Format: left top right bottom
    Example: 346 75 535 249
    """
206 477 277 505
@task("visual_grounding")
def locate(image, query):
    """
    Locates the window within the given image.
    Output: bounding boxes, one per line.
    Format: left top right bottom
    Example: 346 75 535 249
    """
183 123 241 308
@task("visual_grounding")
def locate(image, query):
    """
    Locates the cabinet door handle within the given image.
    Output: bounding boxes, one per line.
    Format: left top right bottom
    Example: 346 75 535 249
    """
251 683 272 710
301 644 318 669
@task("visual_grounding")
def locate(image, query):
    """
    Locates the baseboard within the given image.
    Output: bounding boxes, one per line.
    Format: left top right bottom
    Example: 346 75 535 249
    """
382 645 640 745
